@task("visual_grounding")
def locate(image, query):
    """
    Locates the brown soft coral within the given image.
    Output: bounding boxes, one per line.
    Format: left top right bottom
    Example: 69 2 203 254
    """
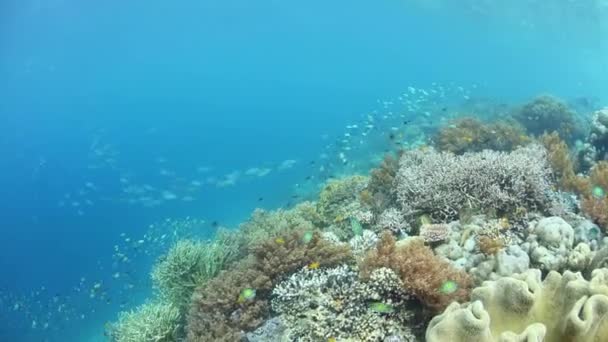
186 230 352 341
540 132 589 193
360 232 471 313
580 162 608 230
434 117 529 154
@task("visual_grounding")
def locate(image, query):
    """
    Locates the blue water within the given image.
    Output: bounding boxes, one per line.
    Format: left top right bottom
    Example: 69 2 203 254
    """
1 0 607 341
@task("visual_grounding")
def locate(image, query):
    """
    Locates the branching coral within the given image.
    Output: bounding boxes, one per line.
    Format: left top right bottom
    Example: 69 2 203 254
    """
375 207 411 235
434 117 529 154
426 268 608 342
394 144 556 224
151 229 242 310
361 232 472 312
513 95 579 140
186 230 352 341
108 301 181 342
272 265 417 341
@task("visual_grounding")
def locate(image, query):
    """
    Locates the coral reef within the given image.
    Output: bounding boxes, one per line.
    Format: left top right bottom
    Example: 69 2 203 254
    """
151 230 242 310
426 268 608 342
186 230 352 341
513 95 579 139
394 145 556 224
361 232 472 312
272 265 417 341
434 117 529 154
108 301 182 342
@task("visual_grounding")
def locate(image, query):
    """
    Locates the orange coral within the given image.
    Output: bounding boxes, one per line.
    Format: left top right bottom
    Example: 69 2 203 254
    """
434 117 529 154
477 235 505 256
187 230 352 341
580 161 608 230
360 232 471 312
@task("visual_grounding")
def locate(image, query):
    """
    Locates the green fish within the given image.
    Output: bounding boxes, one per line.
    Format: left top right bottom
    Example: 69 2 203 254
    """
592 186 605 199
302 231 314 244
369 302 394 314
237 288 256 303
439 280 459 295
350 217 363 236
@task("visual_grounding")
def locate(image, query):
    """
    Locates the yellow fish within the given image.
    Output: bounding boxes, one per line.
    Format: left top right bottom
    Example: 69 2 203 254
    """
274 237 285 245
328 338 337 342
308 261 320 270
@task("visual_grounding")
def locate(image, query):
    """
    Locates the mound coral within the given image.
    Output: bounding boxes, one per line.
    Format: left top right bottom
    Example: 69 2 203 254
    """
361 232 472 312
394 144 556 224
151 230 242 310
239 201 321 246
513 95 579 139
272 265 417 341
426 268 608 342
588 108 608 159
317 175 369 225
364 153 401 214
434 117 529 154
108 301 181 342
186 230 352 341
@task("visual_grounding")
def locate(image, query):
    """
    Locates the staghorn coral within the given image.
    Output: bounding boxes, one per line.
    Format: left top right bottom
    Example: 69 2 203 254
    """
426 268 608 342
375 207 411 235
361 232 472 312
272 265 417 341
151 229 242 311
394 144 556 224
186 230 352 341
434 117 529 154
513 95 579 139
108 301 182 342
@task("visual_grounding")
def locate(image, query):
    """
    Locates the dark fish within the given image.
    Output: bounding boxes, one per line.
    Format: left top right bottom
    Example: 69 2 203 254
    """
309 161 316 165
211 221 219 228
441 107 447 111
389 133 395 140
291 195 300 199
403 120 411 125
258 197 264 202
305 176 312 180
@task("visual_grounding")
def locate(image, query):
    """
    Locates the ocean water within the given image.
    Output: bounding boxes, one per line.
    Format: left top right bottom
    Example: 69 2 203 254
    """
1 0 607 341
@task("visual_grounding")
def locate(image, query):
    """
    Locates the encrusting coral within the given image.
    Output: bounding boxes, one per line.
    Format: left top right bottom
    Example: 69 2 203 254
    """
434 117 529 154
186 230 352 341
394 144 556 224
360 232 472 312
107 301 182 342
426 268 608 342
272 265 418 341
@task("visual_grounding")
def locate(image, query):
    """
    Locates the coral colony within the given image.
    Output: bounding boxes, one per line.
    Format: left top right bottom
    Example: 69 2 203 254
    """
107 98 608 341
